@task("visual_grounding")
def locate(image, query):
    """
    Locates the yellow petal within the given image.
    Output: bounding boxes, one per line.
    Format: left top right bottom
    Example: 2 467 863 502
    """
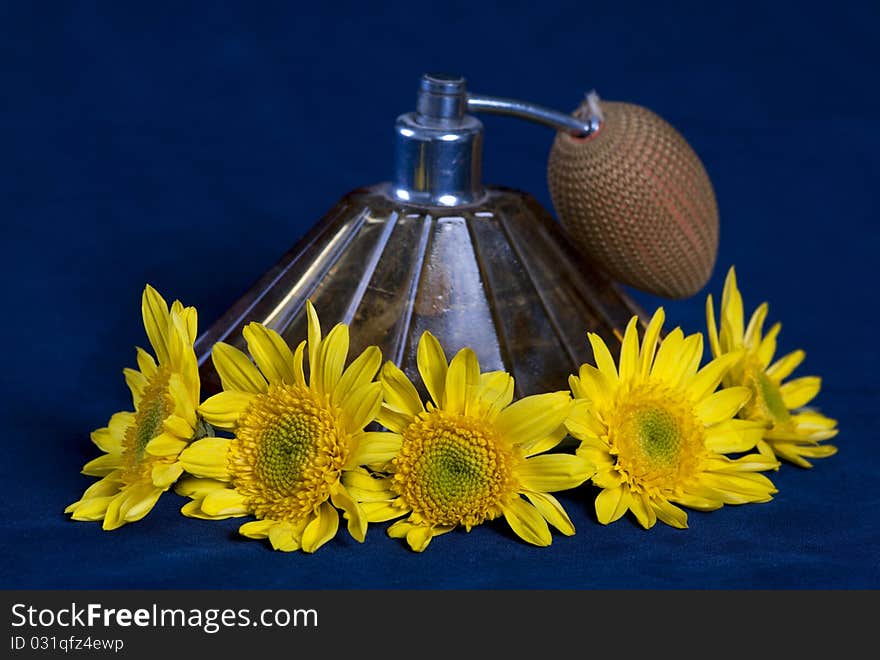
82 453 123 477
306 300 323 387
341 468 395 502
107 411 135 442
335 345 381 407
291 339 307 387
705 293 722 359
756 321 781 369
387 519 414 539
476 371 514 420
301 501 339 553
101 493 128 530
687 350 743 402
122 486 163 522
90 427 122 454
628 492 657 529
198 391 255 429
330 485 367 542
145 432 188 457
657 332 703 388
268 523 301 552
502 498 552 547
239 519 276 539
617 316 640 383
522 423 568 457
175 476 229 498
173 302 198 344
516 454 594 492
242 323 297 385
151 462 184 488
705 419 764 454
361 501 407 523
211 342 268 394
673 490 723 511
180 499 231 520
587 332 619 383
523 491 575 536
720 266 744 348
405 524 435 552
565 400 606 441
701 472 777 504
594 484 633 524
639 308 665 378
695 387 752 425
346 431 403 469
592 466 624 489
743 302 769 348
651 498 688 529
443 347 480 415
380 361 424 417
69 496 114 521
780 376 821 409
72 475 123 504
135 346 157 378
496 391 571 448
576 363 615 408
141 285 171 365
124 367 148 406
163 414 194 438
417 331 448 407
200 488 249 517
317 323 349 396
168 373 198 426
766 349 805 382
377 406 412 434
178 437 231 479
341 382 383 431
650 328 685 379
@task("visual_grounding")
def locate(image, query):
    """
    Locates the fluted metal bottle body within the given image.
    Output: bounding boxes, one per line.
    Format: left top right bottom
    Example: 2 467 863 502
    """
195 184 644 398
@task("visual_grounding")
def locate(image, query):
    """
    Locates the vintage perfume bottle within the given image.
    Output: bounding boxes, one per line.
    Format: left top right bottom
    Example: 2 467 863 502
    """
194 74 648 397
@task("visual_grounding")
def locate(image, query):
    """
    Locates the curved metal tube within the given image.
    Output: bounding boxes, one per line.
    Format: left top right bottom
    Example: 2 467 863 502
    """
466 94 599 137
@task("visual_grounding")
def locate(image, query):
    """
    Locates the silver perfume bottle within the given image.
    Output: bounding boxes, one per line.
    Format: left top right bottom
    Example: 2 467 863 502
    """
195 73 645 397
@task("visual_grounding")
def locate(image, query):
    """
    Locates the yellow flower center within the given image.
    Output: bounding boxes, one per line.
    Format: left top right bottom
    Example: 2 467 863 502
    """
607 382 706 494
742 363 790 426
121 366 172 485
392 410 517 529
229 384 347 523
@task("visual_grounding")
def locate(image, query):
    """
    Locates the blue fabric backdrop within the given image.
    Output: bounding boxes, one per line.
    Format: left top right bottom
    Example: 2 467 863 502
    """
2 1 877 589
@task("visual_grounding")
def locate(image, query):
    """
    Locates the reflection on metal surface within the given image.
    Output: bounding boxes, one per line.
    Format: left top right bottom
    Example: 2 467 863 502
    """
195 185 646 399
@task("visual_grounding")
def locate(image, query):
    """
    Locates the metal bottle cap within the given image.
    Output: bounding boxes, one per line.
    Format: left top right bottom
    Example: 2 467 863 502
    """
392 73 600 208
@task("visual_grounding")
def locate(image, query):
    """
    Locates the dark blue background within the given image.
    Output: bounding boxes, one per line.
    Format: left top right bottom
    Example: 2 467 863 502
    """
3 1 877 589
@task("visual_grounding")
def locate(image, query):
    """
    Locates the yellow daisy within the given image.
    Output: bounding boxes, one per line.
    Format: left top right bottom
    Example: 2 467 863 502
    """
566 308 779 530
706 267 838 467
65 285 202 530
177 301 387 553
345 331 592 552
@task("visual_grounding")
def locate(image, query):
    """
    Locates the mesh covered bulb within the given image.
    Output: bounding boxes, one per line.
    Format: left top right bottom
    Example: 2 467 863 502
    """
548 100 719 299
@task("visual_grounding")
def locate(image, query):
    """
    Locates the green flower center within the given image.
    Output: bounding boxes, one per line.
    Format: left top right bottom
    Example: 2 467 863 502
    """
230 384 346 522
632 408 681 464
393 411 516 529
121 367 172 483
608 383 705 493
743 369 791 425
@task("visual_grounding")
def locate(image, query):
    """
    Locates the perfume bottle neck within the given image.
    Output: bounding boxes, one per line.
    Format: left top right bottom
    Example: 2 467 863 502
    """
391 74 485 207
390 73 600 208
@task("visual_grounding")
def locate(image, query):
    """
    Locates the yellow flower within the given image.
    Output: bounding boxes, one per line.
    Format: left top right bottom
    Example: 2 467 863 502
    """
706 267 838 467
177 301 386 553
346 331 592 552
65 285 201 530
566 308 779 530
